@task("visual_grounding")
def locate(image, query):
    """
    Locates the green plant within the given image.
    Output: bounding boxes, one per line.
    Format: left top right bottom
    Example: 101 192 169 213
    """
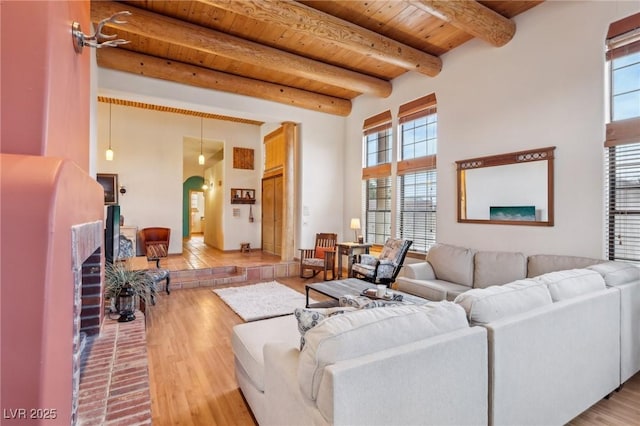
104 260 156 312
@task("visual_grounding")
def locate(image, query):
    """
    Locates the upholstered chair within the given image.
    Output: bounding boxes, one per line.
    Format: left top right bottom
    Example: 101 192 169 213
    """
351 238 412 285
116 235 170 304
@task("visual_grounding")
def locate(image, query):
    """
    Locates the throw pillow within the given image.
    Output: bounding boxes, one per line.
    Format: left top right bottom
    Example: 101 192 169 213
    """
339 294 403 309
294 307 355 350
147 243 168 259
315 246 332 259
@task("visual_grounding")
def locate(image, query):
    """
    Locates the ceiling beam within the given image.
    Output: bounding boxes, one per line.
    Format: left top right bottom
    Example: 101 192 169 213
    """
97 48 352 116
409 0 516 47
92 1 391 98
207 0 442 77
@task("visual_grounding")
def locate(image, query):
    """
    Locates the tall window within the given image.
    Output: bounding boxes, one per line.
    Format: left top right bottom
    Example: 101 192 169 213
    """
605 13 640 262
397 94 438 253
362 111 392 243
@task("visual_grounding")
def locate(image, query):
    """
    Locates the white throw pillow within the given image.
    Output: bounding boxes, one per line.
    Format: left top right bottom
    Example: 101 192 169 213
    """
587 261 640 287
454 280 552 325
532 269 606 301
297 302 468 401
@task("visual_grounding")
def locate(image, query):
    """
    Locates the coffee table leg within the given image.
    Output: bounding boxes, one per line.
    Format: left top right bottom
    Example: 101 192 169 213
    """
305 286 310 308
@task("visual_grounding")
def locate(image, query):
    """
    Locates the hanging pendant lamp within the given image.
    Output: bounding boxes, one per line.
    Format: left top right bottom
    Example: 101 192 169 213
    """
198 117 205 165
106 103 114 161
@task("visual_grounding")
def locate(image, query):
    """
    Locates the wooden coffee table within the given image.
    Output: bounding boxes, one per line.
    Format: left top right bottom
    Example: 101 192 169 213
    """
305 278 427 308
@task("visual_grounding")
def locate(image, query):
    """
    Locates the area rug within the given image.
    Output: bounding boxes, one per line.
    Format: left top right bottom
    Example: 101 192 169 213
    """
212 281 315 322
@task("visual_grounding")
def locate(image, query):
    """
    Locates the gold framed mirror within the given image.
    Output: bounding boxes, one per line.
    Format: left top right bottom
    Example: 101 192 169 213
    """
457 147 555 226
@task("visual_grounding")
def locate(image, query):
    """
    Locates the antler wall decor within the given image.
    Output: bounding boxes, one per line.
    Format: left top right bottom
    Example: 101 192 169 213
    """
72 11 131 53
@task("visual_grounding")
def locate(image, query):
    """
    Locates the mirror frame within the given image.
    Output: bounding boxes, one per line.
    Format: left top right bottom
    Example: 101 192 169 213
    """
456 146 555 226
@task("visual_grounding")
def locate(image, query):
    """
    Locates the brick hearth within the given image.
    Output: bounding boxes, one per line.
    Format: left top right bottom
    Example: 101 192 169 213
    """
77 313 151 425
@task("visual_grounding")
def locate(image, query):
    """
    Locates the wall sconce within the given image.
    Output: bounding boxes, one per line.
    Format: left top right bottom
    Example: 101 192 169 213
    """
72 11 131 54
350 218 361 242
119 185 127 195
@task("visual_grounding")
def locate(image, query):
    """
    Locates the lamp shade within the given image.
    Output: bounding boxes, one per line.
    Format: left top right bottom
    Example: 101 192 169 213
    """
350 218 361 230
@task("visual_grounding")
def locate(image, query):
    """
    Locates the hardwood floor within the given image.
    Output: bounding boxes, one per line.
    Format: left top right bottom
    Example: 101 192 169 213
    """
145 239 640 425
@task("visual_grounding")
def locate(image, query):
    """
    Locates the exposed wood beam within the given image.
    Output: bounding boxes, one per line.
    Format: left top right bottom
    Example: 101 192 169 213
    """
410 0 515 47
92 1 391 98
206 0 443 77
97 49 352 116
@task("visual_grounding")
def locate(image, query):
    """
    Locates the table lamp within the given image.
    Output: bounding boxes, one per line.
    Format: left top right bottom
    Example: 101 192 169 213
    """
350 218 361 242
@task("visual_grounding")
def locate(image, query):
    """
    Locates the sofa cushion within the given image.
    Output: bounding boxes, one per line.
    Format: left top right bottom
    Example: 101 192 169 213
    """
294 307 356 350
474 251 527 289
587 261 640 287
527 254 603 278
426 243 476 287
532 269 606 301
454 280 552 325
232 315 300 392
297 302 468 401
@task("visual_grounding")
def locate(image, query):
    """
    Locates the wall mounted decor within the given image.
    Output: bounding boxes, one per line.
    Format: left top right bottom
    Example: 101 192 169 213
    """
456 146 555 226
97 173 118 205
231 188 256 204
233 147 254 170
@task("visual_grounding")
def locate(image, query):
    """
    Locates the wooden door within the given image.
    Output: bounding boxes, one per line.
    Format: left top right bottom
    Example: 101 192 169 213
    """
262 175 283 255
274 175 283 255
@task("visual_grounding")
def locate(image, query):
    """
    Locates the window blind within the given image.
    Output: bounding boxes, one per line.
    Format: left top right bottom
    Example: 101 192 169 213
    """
605 12 640 262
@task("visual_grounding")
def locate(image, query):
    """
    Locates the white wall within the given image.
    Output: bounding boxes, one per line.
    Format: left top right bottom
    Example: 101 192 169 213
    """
95 102 263 253
98 70 346 253
345 0 640 258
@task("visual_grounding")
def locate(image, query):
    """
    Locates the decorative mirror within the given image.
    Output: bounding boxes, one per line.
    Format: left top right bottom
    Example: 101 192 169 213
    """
456 147 555 226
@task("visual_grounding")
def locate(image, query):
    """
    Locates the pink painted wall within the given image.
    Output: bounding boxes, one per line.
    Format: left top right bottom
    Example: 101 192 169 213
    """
0 0 90 169
0 1 103 423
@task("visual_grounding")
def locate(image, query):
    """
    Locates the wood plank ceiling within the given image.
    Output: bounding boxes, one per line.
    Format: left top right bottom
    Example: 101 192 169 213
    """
93 0 543 116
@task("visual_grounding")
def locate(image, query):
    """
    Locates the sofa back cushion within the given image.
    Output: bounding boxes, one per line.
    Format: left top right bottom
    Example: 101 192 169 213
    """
474 251 527 289
454 280 552 325
426 243 476 287
587 261 640 287
297 302 468 401
533 269 606 301
527 254 603 278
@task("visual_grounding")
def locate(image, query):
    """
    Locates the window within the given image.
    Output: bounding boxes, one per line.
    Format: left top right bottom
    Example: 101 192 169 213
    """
605 13 640 262
365 177 392 244
362 111 392 243
397 170 436 252
397 94 438 252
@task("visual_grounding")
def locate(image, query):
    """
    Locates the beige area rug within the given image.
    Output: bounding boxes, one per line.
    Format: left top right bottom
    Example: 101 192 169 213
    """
212 281 315 322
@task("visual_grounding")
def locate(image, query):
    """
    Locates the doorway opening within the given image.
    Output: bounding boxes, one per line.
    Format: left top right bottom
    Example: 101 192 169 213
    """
189 190 205 236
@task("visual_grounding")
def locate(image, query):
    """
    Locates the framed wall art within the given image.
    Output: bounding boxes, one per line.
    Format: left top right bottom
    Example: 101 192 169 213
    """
233 147 254 170
231 188 256 204
97 173 118 205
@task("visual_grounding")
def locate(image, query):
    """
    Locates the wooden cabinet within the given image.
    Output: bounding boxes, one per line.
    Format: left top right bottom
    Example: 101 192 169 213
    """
120 226 138 256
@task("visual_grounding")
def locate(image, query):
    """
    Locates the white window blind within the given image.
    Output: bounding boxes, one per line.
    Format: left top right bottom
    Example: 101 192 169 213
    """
605 12 640 262
362 111 393 244
396 94 438 253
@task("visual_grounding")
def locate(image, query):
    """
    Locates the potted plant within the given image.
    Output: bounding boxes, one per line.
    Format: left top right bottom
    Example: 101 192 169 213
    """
104 260 156 314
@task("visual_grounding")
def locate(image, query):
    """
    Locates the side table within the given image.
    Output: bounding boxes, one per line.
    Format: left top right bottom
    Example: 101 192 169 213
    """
336 242 372 279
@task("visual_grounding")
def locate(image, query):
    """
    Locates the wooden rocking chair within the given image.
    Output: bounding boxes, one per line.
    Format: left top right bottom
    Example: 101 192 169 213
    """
299 233 337 280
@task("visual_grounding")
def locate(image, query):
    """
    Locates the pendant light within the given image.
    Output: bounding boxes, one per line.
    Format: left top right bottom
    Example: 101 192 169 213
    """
106 103 114 161
198 117 205 165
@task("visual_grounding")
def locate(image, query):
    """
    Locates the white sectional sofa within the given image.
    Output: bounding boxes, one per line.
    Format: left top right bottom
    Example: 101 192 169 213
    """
394 243 604 301
455 270 621 425
231 247 640 425
232 302 488 425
